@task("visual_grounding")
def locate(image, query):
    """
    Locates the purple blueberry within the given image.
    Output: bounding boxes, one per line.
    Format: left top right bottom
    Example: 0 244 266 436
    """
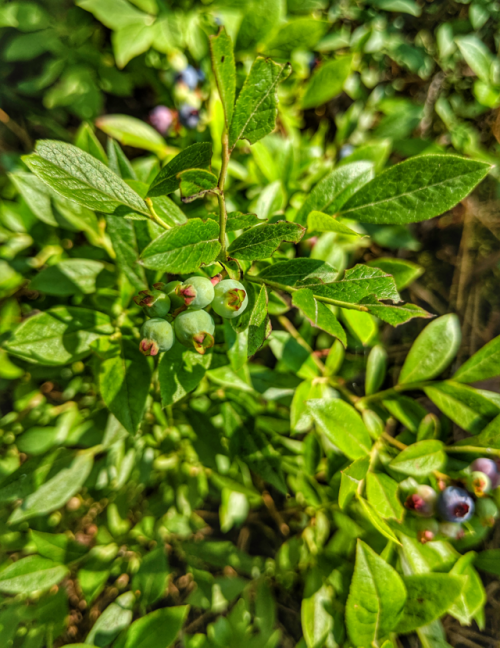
438 486 475 523
471 458 499 488
179 103 200 129
176 65 200 90
149 106 174 134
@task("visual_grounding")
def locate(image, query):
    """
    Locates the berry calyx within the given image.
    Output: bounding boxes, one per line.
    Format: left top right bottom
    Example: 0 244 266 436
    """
133 288 171 318
174 309 215 355
212 279 248 319
405 485 437 517
176 276 215 310
437 486 475 523
471 458 499 488
467 471 492 497
139 318 174 356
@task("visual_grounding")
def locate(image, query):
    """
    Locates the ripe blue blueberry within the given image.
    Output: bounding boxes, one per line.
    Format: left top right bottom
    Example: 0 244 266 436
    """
179 103 200 128
405 484 437 517
134 288 171 318
176 276 215 310
438 486 475 523
149 106 174 134
174 309 215 355
176 65 201 90
139 318 174 356
212 279 248 319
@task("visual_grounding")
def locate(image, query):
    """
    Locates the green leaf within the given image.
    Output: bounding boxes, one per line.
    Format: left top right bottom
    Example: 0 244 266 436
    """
107 139 137 180
292 289 347 345
371 0 421 15
382 395 427 433
159 342 213 406
302 57 353 109
301 583 333 648
112 23 155 69
395 574 466 633
424 381 500 434
469 413 500 449
77 0 149 29
363 298 432 326
106 216 148 291
417 620 453 648
398 314 461 384
258 258 339 287
86 592 135 647
140 218 221 274
228 221 304 260
96 114 167 154
389 440 446 477
31 530 87 564
132 547 169 606
307 264 400 305
475 549 500 576
75 122 108 165
295 162 374 226
226 212 262 232
365 345 388 395
4 306 113 365
236 0 283 51
339 456 370 509
366 472 404 520
345 540 407 646
367 258 424 291
178 168 218 201
448 553 486 625
24 140 149 215
309 399 372 459
307 211 361 237
228 57 291 151
453 334 500 383
118 605 189 648
210 26 236 129
30 259 108 296
340 155 491 224
147 143 213 197
456 35 494 83
0 556 69 595
264 18 328 56
248 284 271 357
9 452 94 524
99 338 152 435
356 496 402 544
9 171 58 227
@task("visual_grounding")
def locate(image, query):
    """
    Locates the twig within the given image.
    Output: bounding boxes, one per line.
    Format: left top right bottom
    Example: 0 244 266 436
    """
217 131 230 261
145 198 170 230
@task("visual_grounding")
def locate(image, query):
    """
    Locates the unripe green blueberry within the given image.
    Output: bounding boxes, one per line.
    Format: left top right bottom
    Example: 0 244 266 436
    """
405 484 437 517
176 276 215 309
438 522 464 540
467 471 492 497
139 318 174 356
133 288 171 318
476 497 499 527
212 279 248 319
174 309 215 355
156 281 184 310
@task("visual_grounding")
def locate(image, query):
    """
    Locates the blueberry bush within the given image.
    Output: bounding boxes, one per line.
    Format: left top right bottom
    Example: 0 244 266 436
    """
1 1 500 647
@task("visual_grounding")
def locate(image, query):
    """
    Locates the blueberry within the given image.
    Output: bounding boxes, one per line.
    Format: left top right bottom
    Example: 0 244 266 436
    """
133 288 171 318
405 484 437 518
176 276 215 310
149 106 174 135
467 471 492 497
212 279 248 319
438 522 465 540
339 144 355 160
176 65 200 90
476 497 499 527
139 318 174 356
438 486 475 523
155 281 184 310
174 309 215 355
471 458 499 488
178 103 200 129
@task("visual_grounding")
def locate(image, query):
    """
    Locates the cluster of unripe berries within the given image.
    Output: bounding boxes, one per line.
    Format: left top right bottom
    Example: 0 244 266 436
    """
404 457 500 543
134 275 248 356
